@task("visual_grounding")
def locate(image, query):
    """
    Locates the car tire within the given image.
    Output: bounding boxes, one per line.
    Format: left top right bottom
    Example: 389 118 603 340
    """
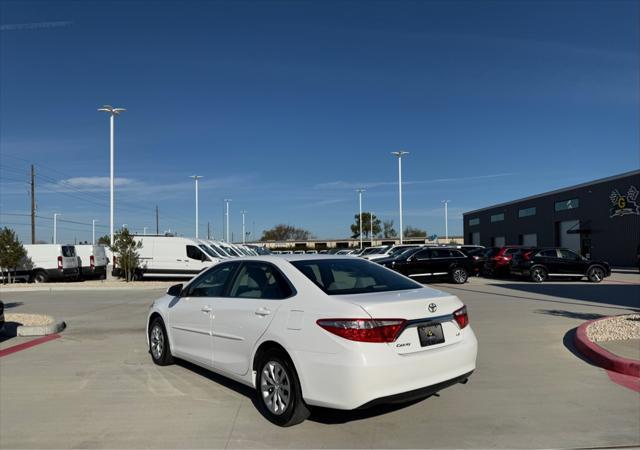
256 349 309 427
587 266 605 283
32 270 48 283
530 266 547 283
451 267 468 284
149 318 174 366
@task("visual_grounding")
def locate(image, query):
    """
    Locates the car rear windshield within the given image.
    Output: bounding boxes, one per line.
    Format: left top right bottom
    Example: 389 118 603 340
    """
291 258 422 295
62 246 75 257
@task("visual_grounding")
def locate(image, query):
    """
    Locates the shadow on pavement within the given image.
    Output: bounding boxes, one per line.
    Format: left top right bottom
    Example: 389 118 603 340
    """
535 309 606 321
563 327 598 368
2 302 24 309
0 321 20 343
495 283 640 310
176 358 431 424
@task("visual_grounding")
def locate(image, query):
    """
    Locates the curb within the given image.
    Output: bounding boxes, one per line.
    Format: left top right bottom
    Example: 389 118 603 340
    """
574 318 640 377
17 319 66 337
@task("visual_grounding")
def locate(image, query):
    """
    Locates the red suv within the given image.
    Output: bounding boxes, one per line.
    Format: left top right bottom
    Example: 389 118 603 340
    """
483 246 534 277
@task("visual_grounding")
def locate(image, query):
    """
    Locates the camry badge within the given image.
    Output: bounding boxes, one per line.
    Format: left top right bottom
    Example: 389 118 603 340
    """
428 303 437 313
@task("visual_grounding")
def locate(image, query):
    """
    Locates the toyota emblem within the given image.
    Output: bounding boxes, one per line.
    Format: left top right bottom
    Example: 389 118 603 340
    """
428 303 437 313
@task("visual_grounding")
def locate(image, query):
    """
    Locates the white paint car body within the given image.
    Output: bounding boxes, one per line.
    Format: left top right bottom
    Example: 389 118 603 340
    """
146 255 477 423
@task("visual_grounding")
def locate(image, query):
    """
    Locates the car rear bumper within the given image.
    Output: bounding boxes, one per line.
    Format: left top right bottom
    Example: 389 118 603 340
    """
293 327 478 410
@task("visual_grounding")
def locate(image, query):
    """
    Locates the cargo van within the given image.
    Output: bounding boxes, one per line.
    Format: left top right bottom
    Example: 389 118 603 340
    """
114 236 221 279
75 245 108 279
23 244 79 283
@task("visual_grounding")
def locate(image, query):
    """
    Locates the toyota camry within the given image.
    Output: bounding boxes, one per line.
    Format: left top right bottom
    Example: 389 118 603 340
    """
146 255 478 426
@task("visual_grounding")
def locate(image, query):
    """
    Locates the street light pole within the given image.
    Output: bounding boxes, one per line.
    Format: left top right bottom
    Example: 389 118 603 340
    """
53 213 60 244
224 199 232 243
241 210 247 244
391 151 409 244
191 175 203 239
442 200 450 241
356 189 365 249
98 105 126 247
370 212 374 246
92 219 97 244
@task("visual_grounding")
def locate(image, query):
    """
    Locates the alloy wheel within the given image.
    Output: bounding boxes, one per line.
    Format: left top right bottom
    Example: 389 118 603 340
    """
532 268 546 282
150 325 164 360
453 269 467 283
589 267 604 282
261 361 291 416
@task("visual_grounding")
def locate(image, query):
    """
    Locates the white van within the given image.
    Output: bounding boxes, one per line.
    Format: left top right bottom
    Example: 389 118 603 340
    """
23 244 80 283
75 245 108 279
116 236 221 279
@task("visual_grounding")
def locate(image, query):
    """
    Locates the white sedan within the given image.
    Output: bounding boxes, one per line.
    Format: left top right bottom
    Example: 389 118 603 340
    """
146 255 478 426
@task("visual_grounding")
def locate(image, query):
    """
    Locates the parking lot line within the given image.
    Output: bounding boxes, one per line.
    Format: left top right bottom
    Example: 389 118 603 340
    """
0 334 60 358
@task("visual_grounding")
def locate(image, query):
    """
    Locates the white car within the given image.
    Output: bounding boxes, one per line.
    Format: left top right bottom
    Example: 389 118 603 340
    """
146 255 477 426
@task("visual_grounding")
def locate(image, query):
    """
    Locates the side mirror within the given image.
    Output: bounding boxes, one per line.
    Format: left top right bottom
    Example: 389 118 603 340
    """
167 283 183 297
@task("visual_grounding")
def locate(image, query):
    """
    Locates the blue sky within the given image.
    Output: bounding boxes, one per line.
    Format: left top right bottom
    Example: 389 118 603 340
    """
1 0 638 244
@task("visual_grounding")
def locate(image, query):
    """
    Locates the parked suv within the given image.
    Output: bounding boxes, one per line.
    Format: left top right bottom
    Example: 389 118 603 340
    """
510 248 611 283
483 246 534 277
384 247 472 284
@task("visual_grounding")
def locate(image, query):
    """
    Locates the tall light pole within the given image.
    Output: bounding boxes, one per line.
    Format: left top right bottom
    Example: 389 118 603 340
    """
53 213 60 244
240 210 247 244
370 211 374 246
391 151 409 244
92 219 97 244
224 199 232 243
191 175 203 238
98 105 126 246
356 188 365 249
442 200 450 241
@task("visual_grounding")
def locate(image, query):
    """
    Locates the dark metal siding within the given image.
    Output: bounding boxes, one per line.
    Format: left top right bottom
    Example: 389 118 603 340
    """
463 173 640 267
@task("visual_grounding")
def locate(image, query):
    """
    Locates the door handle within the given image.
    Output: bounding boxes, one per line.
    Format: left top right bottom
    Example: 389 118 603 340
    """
201 305 212 313
255 307 271 317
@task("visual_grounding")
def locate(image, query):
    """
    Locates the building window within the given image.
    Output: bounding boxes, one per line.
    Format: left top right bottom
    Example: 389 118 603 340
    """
470 232 480 245
490 213 505 223
518 207 536 218
492 236 505 247
555 198 579 212
468 218 480 226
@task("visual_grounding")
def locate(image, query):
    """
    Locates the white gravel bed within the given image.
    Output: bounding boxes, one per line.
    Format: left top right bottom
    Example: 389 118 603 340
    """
5 313 54 327
587 314 640 342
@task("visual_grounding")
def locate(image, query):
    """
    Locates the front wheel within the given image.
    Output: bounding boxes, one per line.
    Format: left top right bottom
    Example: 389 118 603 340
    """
587 266 605 283
256 350 309 427
530 266 547 283
149 318 174 366
451 267 468 284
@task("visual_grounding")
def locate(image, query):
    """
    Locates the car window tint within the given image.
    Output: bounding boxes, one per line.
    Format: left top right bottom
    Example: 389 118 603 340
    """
414 249 431 260
62 246 75 257
432 249 452 258
185 263 238 297
228 263 293 299
292 259 422 295
559 249 579 260
186 245 206 260
537 249 557 258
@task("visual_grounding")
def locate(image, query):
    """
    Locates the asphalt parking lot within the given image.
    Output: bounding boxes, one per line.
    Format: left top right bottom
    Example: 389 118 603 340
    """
1 274 639 449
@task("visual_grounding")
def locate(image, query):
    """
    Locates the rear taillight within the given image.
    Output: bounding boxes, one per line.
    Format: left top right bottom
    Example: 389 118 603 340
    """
453 306 469 329
57 256 63 271
317 319 406 343
90 255 95 270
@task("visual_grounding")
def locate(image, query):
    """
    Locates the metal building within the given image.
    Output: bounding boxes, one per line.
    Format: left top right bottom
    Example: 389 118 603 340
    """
463 170 640 267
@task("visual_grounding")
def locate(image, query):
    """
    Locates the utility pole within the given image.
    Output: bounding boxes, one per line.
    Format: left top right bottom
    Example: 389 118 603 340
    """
224 199 232 243
370 212 374 246
53 213 60 244
241 210 247 244
155 205 159 235
190 175 202 239
442 200 450 241
92 220 97 244
30 164 36 244
207 222 211 240
356 189 365 249
391 151 409 244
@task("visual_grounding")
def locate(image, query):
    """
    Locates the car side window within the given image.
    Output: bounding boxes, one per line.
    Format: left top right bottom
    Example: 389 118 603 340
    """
414 249 431 260
559 249 579 260
537 249 558 258
184 263 238 297
228 262 293 300
186 245 207 261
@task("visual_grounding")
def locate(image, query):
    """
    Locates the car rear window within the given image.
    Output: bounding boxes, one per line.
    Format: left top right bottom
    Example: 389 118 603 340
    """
291 258 422 295
62 246 75 257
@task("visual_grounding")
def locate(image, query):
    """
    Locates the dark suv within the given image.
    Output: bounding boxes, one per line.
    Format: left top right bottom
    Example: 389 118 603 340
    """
510 247 611 283
382 247 472 284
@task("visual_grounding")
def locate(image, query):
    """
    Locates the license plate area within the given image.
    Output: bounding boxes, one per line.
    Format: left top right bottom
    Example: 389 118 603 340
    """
418 323 445 347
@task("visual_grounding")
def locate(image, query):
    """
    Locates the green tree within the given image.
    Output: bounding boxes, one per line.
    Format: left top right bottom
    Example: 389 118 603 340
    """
111 228 142 282
97 234 110 246
382 219 397 238
0 227 31 284
404 226 427 238
350 212 381 238
261 224 313 241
